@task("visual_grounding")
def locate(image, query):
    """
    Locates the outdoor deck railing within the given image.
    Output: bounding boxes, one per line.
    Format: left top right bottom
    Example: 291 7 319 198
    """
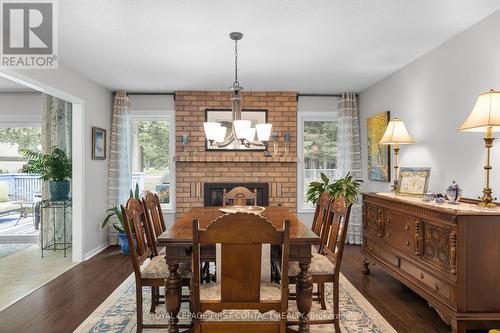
0 173 42 202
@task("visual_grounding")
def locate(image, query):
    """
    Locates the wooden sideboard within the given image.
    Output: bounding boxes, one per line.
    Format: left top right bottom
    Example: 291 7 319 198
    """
361 192 500 333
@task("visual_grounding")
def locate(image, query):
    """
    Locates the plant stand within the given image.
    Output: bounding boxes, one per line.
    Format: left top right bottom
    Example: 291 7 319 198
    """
40 199 72 258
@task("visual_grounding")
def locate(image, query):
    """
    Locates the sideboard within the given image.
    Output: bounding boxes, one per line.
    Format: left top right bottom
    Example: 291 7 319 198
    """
361 192 500 333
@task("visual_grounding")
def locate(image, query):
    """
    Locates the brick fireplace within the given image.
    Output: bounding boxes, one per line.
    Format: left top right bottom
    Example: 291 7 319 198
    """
175 91 298 214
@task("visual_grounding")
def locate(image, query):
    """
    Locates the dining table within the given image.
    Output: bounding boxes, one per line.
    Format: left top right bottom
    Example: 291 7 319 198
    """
157 206 320 333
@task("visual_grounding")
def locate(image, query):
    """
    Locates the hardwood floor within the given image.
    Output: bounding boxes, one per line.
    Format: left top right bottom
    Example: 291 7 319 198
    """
0 246 132 333
0 245 489 333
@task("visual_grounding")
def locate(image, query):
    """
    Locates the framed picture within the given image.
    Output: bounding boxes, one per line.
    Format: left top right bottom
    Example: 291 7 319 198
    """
205 109 268 151
155 184 170 204
92 127 107 160
367 111 391 182
396 167 431 196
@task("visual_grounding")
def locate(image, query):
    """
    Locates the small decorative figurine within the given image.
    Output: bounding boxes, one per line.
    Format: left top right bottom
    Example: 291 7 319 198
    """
445 180 462 204
422 192 435 202
434 193 446 204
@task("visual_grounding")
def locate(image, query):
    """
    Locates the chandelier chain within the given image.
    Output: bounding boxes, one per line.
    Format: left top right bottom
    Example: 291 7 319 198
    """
233 39 239 87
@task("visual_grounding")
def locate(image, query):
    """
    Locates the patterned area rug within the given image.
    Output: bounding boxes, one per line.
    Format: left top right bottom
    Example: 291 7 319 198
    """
0 243 34 259
75 273 396 333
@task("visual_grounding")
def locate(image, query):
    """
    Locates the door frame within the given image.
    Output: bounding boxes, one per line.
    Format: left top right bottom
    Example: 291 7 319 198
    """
0 68 85 262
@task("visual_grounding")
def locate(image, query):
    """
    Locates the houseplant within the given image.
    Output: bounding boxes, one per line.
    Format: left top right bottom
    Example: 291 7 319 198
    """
306 172 363 204
101 183 140 255
20 148 72 201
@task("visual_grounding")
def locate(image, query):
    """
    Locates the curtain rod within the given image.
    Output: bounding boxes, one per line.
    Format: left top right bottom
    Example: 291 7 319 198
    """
112 92 346 97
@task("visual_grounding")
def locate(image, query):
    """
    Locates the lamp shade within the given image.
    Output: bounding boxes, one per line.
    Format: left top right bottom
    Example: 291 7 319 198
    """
233 120 251 140
379 118 415 145
203 122 221 141
459 89 500 132
214 126 227 143
255 123 272 142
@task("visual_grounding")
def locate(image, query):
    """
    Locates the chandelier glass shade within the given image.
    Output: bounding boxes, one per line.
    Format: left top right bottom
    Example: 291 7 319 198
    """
203 32 272 148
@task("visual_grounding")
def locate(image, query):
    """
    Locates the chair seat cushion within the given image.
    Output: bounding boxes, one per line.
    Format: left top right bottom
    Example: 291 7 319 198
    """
141 256 191 279
288 253 335 277
200 282 282 301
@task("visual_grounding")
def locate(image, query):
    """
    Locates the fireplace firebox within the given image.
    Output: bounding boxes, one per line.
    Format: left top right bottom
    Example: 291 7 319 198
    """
204 183 269 207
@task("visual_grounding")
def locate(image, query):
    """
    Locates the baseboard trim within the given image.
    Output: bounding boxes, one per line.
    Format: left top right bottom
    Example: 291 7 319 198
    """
83 242 109 261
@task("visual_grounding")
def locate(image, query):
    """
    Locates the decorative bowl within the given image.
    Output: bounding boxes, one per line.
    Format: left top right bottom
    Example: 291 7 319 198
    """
219 206 266 215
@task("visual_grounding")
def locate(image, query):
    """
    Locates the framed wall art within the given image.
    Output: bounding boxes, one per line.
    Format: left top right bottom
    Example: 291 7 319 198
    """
367 111 391 182
92 127 107 160
396 167 431 196
205 109 268 151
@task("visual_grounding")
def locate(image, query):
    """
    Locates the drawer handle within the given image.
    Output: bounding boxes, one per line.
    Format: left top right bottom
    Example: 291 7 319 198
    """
419 272 424 279
405 225 409 231
406 240 410 246
370 247 374 251
386 218 391 224
387 231 391 237
434 284 439 291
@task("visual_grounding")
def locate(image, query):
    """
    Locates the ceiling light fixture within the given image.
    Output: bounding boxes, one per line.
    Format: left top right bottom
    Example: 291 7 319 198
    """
203 32 272 148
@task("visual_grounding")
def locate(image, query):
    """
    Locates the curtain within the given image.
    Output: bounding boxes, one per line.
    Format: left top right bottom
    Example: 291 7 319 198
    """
337 92 362 244
107 90 131 244
41 94 72 248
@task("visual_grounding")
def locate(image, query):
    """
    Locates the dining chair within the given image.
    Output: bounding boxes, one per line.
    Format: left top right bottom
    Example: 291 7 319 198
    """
288 196 352 332
142 192 166 256
223 186 257 206
121 198 191 332
191 212 290 333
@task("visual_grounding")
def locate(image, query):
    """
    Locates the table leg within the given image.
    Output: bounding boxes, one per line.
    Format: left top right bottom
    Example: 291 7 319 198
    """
166 263 181 333
296 262 312 333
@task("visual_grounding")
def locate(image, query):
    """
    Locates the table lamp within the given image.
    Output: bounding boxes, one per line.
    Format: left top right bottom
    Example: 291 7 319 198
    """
459 89 500 207
379 118 416 191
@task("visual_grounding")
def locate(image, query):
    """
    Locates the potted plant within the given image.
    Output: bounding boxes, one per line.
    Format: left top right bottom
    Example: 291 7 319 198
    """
20 148 72 201
101 183 140 255
306 172 363 205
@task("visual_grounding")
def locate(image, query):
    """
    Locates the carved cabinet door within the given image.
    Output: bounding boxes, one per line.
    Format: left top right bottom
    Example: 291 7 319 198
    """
421 220 457 276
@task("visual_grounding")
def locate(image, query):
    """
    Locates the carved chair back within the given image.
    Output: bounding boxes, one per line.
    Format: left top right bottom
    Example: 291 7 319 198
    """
121 198 156 280
322 196 352 276
223 186 257 206
142 192 166 255
310 192 333 253
192 212 290 316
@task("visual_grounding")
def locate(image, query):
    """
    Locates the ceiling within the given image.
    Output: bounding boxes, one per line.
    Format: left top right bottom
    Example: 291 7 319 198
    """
58 0 500 93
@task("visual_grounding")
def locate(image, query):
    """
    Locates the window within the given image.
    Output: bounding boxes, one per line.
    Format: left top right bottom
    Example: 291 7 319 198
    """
130 112 175 211
0 127 41 173
298 112 338 211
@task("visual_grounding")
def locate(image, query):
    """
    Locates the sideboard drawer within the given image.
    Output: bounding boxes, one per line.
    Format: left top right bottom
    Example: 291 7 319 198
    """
400 258 451 303
365 238 399 268
383 210 415 254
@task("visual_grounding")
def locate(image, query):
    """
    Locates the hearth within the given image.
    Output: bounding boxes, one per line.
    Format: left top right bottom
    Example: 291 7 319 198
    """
204 183 269 207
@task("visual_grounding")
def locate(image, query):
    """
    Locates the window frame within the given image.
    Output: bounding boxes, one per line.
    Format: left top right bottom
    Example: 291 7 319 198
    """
129 110 176 212
297 111 338 213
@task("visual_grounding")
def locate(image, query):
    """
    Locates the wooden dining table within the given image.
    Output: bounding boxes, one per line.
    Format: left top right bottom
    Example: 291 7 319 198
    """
157 206 320 333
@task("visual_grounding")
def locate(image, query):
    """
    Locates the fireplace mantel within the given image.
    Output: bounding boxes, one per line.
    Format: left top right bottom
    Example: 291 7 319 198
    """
175 153 297 163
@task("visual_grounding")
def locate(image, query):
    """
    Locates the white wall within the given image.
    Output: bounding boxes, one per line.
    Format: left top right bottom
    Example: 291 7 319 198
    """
2 63 112 260
0 92 41 125
359 10 500 199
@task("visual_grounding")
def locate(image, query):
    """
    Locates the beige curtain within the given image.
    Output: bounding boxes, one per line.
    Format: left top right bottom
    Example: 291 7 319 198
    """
337 92 362 244
107 90 131 244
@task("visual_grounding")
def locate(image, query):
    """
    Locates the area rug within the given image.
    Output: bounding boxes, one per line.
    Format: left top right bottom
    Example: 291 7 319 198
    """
0 243 33 259
75 273 396 333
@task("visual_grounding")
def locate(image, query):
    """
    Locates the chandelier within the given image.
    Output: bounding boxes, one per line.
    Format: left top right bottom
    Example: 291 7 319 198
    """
203 32 272 148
